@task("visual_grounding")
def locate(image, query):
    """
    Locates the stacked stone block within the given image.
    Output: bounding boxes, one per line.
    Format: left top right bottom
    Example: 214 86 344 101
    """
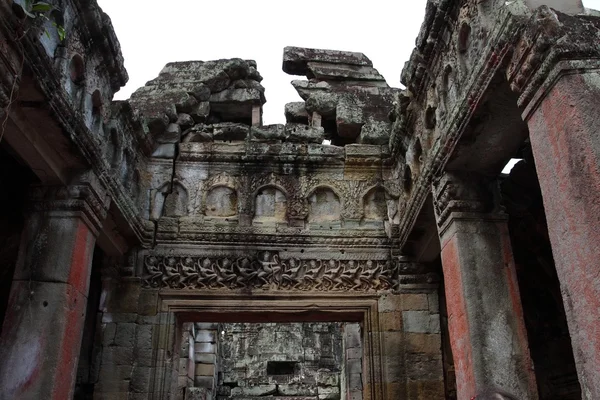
343 323 363 400
93 281 169 400
377 292 445 399
193 323 219 394
178 323 196 390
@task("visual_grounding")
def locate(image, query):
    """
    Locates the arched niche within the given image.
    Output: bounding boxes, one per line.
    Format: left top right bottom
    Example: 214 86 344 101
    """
205 186 238 217
363 187 387 221
253 186 287 224
308 187 341 223
164 182 188 217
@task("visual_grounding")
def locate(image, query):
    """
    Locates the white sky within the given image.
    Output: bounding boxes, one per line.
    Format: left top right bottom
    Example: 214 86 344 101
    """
98 0 600 125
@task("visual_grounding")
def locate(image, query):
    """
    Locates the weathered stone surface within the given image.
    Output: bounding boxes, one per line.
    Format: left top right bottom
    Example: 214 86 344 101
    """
305 92 338 117
307 62 386 82
186 387 210 400
231 385 277 396
279 384 318 396
291 80 332 101
156 123 181 144
285 102 309 124
317 386 341 400
285 124 325 143
283 46 373 76
212 123 250 141
177 113 195 129
251 124 286 141
358 120 390 145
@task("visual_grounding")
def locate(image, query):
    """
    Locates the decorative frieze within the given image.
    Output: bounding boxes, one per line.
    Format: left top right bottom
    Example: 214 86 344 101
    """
142 252 399 292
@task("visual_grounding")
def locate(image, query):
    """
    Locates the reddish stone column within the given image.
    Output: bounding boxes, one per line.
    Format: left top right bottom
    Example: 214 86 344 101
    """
0 182 109 399
433 173 538 400
523 68 600 399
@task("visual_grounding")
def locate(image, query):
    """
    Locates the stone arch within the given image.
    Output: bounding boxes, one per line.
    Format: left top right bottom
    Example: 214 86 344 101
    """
253 185 288 224
204 185 238 217
164 182 188 217
363 186 387 221
307 186 341 223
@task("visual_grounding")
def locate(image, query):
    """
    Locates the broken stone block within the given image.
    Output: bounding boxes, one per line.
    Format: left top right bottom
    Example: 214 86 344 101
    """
318 386 341 400
212 123 250 141
317 371 339 387
210 88 263 104
251 124 286 141
358 120 390 145
283 46 373 76
279 384 318 396
155 123 181 144
336 96 364 139
231 385 277 396
248 66 263 82
305 92 338 117
291 80 331 101
192 84 211 101
285 124 325 144
182 125 213 143
190 102 210 123
177 113 195 129
186 387 210 400
176 93 198 114
307 62 386 82
146 114 169 136
285 102 309 124
222 58 250 81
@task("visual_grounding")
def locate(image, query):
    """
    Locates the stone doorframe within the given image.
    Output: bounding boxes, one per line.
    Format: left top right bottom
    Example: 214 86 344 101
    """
149 291 384 400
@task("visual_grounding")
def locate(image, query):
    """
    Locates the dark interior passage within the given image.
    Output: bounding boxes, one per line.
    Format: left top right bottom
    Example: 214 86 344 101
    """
501 156 581 400
0 144 38 332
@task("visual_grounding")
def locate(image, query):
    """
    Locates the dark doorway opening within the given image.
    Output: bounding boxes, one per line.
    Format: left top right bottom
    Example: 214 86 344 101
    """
0 144 38 332
501 154 581 399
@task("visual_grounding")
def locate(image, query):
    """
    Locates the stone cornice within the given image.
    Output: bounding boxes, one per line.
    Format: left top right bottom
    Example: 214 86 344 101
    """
0 1 154 247
396 8 521 248
507 7 600 120
29 182 111 235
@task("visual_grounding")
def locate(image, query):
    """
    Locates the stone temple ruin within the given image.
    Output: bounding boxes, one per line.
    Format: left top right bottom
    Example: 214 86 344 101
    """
1 0 600 399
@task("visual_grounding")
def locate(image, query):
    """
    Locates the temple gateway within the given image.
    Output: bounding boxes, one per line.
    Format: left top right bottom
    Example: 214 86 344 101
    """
0 0 599 399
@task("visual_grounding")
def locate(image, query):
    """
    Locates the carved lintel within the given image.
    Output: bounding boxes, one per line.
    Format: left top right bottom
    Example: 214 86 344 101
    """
29 182 111 235
432 172 489 228
141 252 400 292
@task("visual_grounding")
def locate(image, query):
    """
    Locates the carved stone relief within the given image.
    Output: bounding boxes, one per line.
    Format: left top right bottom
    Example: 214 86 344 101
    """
141 251 398 292
363 188 387 221
205 186 238 217
253 186 287 224
308 187 341 223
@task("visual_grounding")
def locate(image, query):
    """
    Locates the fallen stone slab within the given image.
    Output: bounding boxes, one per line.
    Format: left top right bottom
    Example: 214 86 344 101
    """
283 46 373 76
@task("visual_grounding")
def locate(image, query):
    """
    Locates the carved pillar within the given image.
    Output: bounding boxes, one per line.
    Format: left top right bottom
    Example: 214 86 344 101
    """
0 181 109 400
522 63 600 398
433 172 537 400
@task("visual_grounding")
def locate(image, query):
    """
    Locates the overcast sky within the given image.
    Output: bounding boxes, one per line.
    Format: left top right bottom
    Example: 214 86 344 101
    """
98 0 600 125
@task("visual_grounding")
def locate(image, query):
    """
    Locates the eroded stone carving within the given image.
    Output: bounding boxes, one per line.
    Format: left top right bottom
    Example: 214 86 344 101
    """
142 252 398 292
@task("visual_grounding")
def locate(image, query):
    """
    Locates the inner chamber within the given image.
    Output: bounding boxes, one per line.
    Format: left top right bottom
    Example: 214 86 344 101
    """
177 322 363 400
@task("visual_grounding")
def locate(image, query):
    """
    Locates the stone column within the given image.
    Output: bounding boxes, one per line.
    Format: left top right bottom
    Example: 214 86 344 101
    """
523 66 600 399
0 181 109 399
433 172 537 400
